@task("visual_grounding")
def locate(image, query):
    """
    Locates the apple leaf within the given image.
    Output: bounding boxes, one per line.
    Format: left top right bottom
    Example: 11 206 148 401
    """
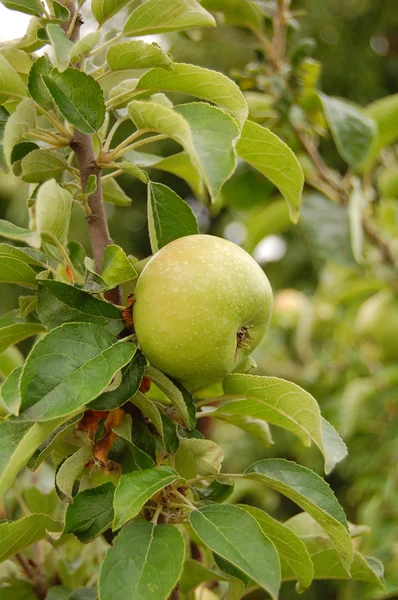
180 559 228 595
28 56 53 110
3 98 35 168
147 182 199 253
43 69 105 134
113 414 156 471
0 54 28 106
69 32 101 63
0 243 45 288
27 414 82 471
107 40 173 71
365 93 398 153
18 322 136 421
219 374 347 474
55 446 93 503
240 505 314 590
21 149 69 183
201 0 263 32
0 220 40 247
124 0 216 36
0 366 22 414
0 346 23 379
145 366 192 427
130 391 163 438
189 504 280 599
210 412 274 447
244 459 353 573
135 63 248 127
37 280 125 335
36 179 73 249
100 244 137 288
91 0 130 24
175 437 223 480
99 521 185 599
236 120 304 223
0 320 46 353
102 178 132 206
0 0 43 16
113 466 179 530
46 24 73 73
0 514 62 562
63 482 115 543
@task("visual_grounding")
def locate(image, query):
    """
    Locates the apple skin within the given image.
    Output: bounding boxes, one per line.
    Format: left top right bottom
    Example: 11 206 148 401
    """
133 234 273 391
356 290 398 363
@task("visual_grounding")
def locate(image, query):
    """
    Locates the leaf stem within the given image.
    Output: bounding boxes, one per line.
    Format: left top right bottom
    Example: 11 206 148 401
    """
109 134 168 160
87 32 124 57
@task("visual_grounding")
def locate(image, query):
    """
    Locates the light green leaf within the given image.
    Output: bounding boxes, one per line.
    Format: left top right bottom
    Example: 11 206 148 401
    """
145 365 191 427
18 322 136 421
220 374 346 473
63 482 115 543
43 69 105 134
175 437 223 480
108 78 139 108
211 412 274 447
0 220 40 247
240 505 314 590
0 0 43 16
0 53 28 106
101 244 137 288
0 243 43 288
365 93 398 153
244 459 353 573
225 576 246 600
236 120 304 223
91 0 130 25
46 24 73 73
113 466 179 529
27 414 82 471
69 32 101 62
147 182 199 253
107 40 172 71
52 0 70 21
0 366 22 414
319 93 377 170
3 97 35 168
0 346 23 379
0 416 66 495
130 390 163 437
56 445 93 502
129 100 239 201
189 504 280 600
0 514 62 562
102 177 132 206
28 56 53 110
0 320 46 353
0 48 32 83
135 63 248 127
37 280 124 335
124 0 216 36
36 179 72 248
201 0 263 32
118 160 148 183
99 521 185 600
21 149 69 182
180 559 227 595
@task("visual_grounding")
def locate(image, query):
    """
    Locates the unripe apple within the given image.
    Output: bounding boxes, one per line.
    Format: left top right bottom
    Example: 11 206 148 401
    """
356 290 398 363
133 235 273 391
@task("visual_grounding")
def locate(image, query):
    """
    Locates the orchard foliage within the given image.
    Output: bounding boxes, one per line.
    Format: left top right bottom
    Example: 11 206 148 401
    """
0 0 397 599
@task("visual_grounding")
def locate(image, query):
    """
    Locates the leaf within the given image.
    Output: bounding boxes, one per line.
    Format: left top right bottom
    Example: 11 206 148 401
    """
211 412 274 447
91 0 130 24
321 417 347 476
0 54 28 106
0 220 40 247
99 521 185 600
28 56 53 110
69 32 101 62
37 280 125 335
190 504 280 599
21 149 69 182
147 182 199 253
220 374 346 473
3 97 35 168
63 482 115 543
18 322 136 421
124 0 216 36
201 0 263 32
130 390 163 437
0 319 46 353
0 416 66 495
348 178 365 264
135 63 248 127
236 120 304 223
1 0 43 15
175 437 223 479
319 93 377 169
0 243 43 288
0 366 22 414
89 351 146 411
55 445 93 502
43 69 105 134
28 414 82 470
145 365 191 427
365 93 398 153
107 41 173 71
195 479 234 503
36 179 73 247
0 346 23 379
47 24 73 73
129 100 239 201
52 0 70 21
102 178 132 206
101 244 137 288
0 48 32 83
180 559 227 595
0 514 62 562
113 415 156 471
244 459 353 573
240 505 314 590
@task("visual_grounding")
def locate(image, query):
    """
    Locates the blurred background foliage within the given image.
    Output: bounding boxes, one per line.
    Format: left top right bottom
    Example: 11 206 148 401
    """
1 0 397 599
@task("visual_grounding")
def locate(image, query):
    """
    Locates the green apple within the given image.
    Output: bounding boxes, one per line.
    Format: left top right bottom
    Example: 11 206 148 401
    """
356 289 398 363
133 234 273 391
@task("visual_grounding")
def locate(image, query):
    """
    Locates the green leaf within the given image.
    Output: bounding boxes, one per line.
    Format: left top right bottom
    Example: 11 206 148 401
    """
0 0 43 16
180 559 227 595
3 98 35 168
69 32 101 63
201 0 263 32
147 182 199 253
21 149 69 182
89 351 146 411
36 179 73 249
119 160 148 183
113 466 179 530
91 0 130 24
236 120 304 223
107 41 172 71
43 69 105 134
52 0 70 21
0 48 32 83
240 505 314 590
0 104 9 168
130 390 163 437
211 412 274 447
124 0 216 36
145 365 191 427
0 366 22 414
0 53 28 106
113 414 156 471
0 514 62 562
0 346 23 379
18 322 136 421
0 416 66 495
99 521 185 599
0 243 43 288
129 100 239 201
365 93 398 153
56 445 93 502
220 374 347 473
63 482 115 543
100 244 137 288
244 459 353 573
190 504 280 599
319 93 376 170
102 177 132 206
47 24 73 73
37 280 124 335
195 479 234 503
27 414 82 470
28 56 53 110
0 319 46 353
175 437 223 480
135 63 248 127
0 220 40 247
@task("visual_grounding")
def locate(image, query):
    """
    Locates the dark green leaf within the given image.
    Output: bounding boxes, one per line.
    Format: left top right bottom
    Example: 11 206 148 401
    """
64 482 115 542
195 479 234 503
28 56 53 109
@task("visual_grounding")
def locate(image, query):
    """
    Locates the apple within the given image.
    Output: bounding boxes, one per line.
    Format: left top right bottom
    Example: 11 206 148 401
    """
133 234 273 391
356 289 398 363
